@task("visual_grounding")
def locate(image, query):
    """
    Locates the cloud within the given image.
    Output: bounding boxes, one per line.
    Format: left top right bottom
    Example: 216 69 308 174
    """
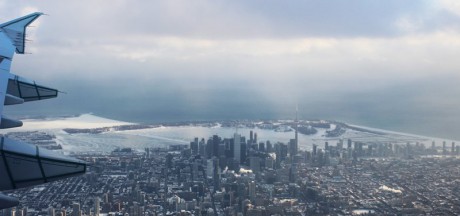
1 0 460 139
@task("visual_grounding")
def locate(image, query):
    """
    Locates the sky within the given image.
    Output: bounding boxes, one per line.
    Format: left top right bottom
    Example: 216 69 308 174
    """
2 0 460 140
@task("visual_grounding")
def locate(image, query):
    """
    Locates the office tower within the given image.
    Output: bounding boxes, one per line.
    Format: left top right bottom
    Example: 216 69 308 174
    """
199 138 206 156
295 105 299 154
207 159 214 178
248 181 256 201
325 142 329 151
443 141 447 155
250 131 253 144
313 144 317 156
206 138 213 159
94 197 100 216
452 142 456 155
72 203 80 216
265 156 274 169
213 135 220 157
227 138 234 158
250 157 260 173
48 207 55 216
234 133 241 163
259 142 265 152
241 142 247 165
190 137 199 155
347 139 352 149
254 133 258 145
166 153 173 168
212 157 220 189
218 142 226 157
266 141 272 152
289 163 297 183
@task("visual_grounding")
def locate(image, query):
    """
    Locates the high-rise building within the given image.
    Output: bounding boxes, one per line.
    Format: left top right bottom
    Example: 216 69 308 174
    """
212 157 220 189
233 133 241 163
207 159 214 178
199 138 206 156
213 135 220 157
241 142 247 165
190 137 199 155
72 203 80 216
295 105 299 155
443 141 447 155
250 131 254 144
266 141 273 152
94 197 100 216
48 207 55 216
289 163 297 183
248 181 256 201
337 139 343 150
452 142 456 155
249 157 260 173
258 142 265 152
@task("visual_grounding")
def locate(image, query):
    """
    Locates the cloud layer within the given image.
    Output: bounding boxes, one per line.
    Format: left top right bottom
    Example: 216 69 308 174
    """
2 0 460 139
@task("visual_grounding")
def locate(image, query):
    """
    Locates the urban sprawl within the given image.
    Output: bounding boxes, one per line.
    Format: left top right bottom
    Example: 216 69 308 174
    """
2 122 460 216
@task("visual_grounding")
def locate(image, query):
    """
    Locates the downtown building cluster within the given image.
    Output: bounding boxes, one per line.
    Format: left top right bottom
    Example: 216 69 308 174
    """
2 128 460 215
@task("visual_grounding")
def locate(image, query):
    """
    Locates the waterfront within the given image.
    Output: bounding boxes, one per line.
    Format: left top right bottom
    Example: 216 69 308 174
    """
3 114 458 155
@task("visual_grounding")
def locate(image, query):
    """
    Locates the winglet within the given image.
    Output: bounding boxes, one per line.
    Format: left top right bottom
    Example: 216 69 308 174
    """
0 12 43 54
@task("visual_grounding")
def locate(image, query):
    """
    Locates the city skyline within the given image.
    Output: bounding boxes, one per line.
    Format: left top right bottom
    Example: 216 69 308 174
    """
5 116 460 215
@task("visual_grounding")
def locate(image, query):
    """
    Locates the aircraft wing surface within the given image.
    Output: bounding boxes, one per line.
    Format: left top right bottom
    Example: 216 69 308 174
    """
0 13 58 129
0 13 87 209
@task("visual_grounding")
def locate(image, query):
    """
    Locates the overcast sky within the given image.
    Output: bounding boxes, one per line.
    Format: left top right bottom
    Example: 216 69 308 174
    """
2 0 460 139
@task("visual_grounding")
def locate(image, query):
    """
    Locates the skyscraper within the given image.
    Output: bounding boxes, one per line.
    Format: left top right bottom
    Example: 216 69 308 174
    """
213 135 220 157
443 141 447 155
72 203 80 216
94 197 100 216
233 133 241 163
250 157 260 173
248 181 256 201
295 105 298 155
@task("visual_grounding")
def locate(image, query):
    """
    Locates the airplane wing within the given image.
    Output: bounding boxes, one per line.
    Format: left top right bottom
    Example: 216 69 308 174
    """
0 137 86 190
0 13 58 129
0 13 87 210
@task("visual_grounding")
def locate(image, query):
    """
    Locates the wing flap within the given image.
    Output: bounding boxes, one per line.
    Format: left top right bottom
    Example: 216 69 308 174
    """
0 137 87 191
7 76 58 102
